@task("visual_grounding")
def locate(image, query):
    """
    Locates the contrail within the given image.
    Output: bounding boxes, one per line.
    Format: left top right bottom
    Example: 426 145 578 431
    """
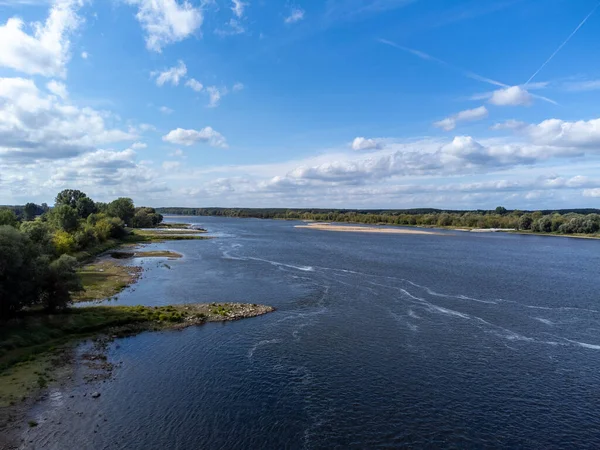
378 38 557 105
378 38 507 88
525 1 600 85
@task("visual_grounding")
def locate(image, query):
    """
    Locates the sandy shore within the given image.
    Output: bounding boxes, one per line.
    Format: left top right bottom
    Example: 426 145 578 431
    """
295 223 443 235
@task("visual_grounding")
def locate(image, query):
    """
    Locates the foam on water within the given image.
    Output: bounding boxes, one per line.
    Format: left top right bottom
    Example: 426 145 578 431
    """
248 338 283 360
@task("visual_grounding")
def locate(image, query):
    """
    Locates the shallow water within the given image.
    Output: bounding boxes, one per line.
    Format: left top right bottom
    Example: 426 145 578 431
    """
24 217 600 449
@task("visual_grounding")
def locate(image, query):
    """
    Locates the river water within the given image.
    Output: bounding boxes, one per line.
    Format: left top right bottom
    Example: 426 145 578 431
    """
23 217 600 449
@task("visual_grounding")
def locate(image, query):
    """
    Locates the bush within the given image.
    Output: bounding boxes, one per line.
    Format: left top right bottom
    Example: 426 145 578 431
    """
53 230 76 255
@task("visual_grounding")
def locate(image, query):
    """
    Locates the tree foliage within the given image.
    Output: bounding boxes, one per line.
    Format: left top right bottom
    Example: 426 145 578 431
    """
0 209 18 227
0 190 163 320
50 205 80 232
108 198 135 225
55 189 88 209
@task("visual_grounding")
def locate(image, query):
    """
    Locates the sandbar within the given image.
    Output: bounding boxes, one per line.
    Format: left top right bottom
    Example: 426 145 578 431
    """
295 223 443 235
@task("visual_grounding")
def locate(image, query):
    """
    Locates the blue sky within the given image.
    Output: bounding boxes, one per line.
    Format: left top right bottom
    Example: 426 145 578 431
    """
1 0 600 209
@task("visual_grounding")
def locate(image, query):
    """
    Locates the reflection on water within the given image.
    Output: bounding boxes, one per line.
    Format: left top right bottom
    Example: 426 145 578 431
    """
24 217 600 449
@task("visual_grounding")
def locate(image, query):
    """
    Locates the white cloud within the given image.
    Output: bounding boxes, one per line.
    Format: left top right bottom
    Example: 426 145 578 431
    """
162 160 181 170
433 106 488 131
185 78 203 92
0 0 84 78
169 148 184 157
162 127 227 148
206 86 225 107
43 148 167 198
564 80 600 92
232 0 247 18
583 188 600 197
152 60 187 86
489 86 532 106
81 51 88 59
232 82 244 92
525 118 600 148
491 119 526 131
47 80 68 99
125 0 203 52
0 77 136 162
160 106 174 114
351 137 381 151
285 7 305 24
131 142 147 150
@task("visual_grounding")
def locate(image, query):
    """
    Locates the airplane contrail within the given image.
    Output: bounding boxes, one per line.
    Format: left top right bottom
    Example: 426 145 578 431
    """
377 38 507 88
525 1 600 85
378 38 557 105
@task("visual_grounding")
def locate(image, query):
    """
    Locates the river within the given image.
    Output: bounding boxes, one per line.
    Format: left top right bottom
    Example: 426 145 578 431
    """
22 217 600 449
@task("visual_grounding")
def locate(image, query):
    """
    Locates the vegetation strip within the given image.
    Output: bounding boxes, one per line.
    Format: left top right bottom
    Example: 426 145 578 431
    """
156 207 600 238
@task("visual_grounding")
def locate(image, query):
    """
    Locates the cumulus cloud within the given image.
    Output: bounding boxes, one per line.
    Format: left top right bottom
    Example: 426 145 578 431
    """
232 82 244 92
162 127 227 148
125 0 203 52
434 106 488 131
39 147 169 200
0 0 84 77
185 78 203 92
131 142 147 150
152 60 187 86
0 77 136 162
159 106 174 114
351 137 381 151
47 80 68 99
525 118 600 148
169 148 184 157
489 86 532 106
285 7 305 24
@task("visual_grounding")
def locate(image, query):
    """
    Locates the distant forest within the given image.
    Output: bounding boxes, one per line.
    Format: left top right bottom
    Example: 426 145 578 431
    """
156 207 600 235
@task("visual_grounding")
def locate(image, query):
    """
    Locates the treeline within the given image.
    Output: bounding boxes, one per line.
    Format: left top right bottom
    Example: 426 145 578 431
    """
0 190 163 320
157 206 600 235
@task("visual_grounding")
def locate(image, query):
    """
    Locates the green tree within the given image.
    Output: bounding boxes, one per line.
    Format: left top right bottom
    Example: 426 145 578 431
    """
20 220 54 254
107 198 135 225
0 226 39 319
50 205 79 232
518 214 533 230
38 255 82 312
0 209 18 227
495 206 507 215
75 196 97 218
23 203 39 221
55 189 88 209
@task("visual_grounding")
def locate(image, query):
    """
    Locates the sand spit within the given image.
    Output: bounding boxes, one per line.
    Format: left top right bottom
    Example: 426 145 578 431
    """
295 223 444 235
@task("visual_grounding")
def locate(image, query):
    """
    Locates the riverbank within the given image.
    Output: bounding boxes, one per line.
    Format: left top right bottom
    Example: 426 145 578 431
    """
0 303 274 448
295 223 444 235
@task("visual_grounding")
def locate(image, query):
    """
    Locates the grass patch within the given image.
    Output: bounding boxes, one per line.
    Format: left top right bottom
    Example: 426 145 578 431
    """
72 260 142 303
124 230 211 243
157 223 192 229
